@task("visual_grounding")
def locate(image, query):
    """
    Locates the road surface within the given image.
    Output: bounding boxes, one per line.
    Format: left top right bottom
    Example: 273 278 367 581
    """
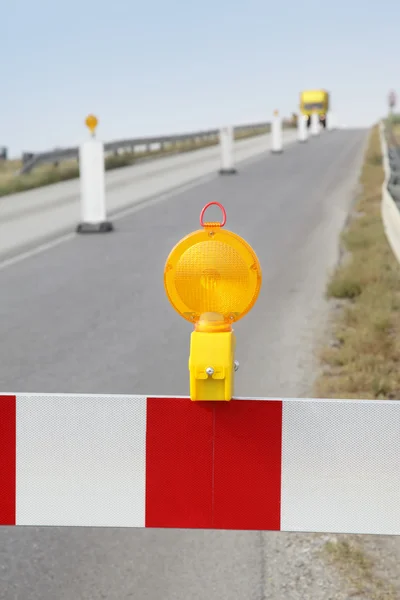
0 128 367 599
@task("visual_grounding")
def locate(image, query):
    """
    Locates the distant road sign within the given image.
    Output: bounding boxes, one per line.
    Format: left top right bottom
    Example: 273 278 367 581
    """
388 90 397 108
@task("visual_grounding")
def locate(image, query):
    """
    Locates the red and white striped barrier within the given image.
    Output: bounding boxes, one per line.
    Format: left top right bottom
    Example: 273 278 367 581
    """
0 394 399 534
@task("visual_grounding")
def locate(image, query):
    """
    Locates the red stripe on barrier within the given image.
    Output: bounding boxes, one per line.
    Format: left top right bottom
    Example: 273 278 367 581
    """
145 398 214 528
0 395 16 525
212 400 283 530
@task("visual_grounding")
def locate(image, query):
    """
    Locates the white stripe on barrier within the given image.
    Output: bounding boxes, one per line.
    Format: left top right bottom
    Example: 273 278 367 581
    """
16 394 147 527
281 399 400 534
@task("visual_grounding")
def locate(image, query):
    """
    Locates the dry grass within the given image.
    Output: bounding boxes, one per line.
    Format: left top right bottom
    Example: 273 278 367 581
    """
322 538 397 599
0 124 293 197
0 158 81 195
314 124 400 400
0 159 25 185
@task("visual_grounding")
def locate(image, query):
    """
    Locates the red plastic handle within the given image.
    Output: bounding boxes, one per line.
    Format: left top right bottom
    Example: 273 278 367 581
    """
199 202 227 227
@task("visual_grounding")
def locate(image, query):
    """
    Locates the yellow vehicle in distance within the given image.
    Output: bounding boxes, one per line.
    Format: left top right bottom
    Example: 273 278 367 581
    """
300 89 329 128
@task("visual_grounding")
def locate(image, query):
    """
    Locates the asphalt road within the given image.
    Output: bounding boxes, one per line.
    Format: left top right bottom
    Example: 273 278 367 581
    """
0 130 298 262
0 128 368 599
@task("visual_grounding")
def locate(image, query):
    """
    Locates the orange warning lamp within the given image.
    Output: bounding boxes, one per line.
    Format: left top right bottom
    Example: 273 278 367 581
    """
164 202 262 401
85 114 98 136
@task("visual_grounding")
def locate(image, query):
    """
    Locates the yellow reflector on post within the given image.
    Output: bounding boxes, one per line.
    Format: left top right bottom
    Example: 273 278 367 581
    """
164 202 262 401
85 114 98 136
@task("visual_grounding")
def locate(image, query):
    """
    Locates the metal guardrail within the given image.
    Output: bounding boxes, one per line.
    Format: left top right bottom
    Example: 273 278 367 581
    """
384 119 400 204
19 121 280 175
380 119 400 265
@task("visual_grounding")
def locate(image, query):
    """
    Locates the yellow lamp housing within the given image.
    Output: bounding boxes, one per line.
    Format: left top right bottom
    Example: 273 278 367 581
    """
164 202 262 401
188 312 236 401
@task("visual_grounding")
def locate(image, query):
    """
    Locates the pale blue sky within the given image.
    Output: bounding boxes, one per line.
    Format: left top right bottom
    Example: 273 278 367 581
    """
4 0 399 157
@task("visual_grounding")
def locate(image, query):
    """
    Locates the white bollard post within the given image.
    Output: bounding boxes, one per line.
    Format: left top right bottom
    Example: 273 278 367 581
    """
297 114 308 142
326 111 334 131
77 138 113 233
271 110 283 154
310 112 320 136
219 125 237 175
